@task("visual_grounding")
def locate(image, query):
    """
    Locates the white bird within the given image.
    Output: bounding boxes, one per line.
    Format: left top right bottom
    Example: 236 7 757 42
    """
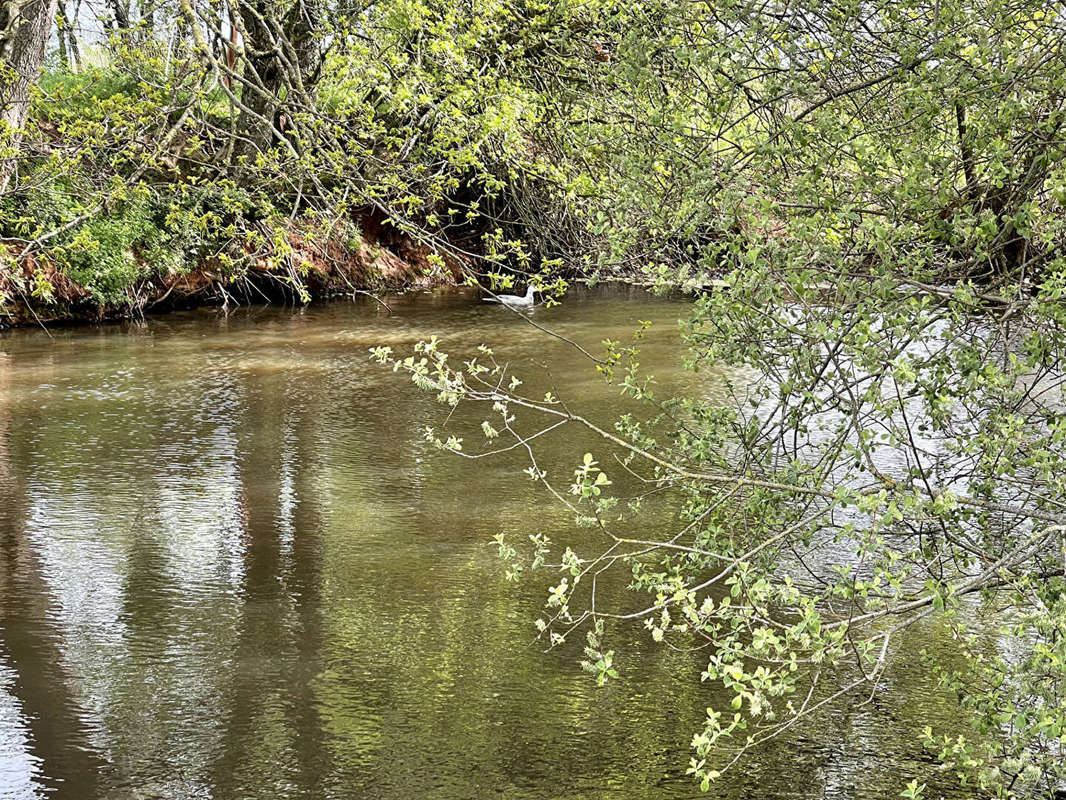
483 284 537 308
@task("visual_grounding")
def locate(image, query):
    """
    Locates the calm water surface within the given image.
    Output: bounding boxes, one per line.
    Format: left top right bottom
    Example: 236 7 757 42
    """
0 287 970 799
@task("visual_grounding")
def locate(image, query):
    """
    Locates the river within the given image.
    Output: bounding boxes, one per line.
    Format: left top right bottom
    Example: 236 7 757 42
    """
0 286 972 799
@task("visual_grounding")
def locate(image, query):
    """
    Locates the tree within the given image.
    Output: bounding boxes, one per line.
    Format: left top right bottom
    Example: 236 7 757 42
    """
55 3 79 69
223 0 324 165
0 0 56 193
1 0 605 306
377 1 1066 797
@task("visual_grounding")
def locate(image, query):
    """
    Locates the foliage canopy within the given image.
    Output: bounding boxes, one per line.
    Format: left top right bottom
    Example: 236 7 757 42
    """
375 1 1066 797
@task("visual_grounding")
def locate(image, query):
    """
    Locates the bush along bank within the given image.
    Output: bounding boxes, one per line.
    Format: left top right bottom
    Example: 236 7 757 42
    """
0 200 471 327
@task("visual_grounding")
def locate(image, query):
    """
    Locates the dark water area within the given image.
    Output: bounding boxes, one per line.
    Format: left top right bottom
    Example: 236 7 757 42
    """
0 286 970 799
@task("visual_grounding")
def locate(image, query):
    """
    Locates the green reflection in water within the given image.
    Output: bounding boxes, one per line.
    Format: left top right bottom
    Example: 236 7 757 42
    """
0 287 978 799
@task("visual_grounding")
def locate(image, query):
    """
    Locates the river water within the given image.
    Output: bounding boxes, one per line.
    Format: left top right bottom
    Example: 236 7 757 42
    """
0 286 971 799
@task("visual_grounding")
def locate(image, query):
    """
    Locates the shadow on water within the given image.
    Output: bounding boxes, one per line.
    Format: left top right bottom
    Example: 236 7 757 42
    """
0 287 977 799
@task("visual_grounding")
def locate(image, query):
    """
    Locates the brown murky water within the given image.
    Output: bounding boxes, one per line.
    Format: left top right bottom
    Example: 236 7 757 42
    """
0 286 969 799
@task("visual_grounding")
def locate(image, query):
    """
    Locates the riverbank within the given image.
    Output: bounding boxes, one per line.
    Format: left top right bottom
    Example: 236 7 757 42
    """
0 216 471 328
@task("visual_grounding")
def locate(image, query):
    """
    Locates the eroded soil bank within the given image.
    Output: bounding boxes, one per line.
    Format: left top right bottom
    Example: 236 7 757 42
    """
0 212 470 328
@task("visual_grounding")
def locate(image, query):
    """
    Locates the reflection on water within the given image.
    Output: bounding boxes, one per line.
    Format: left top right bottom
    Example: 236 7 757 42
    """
0 287 968 799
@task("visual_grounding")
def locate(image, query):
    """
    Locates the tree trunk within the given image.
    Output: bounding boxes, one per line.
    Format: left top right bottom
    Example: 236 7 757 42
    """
230 0 321 169
0 0 57 194
109 0 129 30
231 0 281 165
285 0 321 93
